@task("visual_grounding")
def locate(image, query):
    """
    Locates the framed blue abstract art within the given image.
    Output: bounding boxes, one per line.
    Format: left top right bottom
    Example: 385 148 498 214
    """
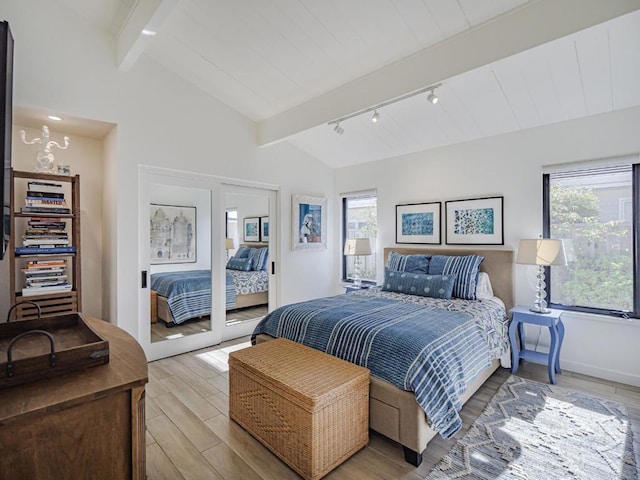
395 202 441 244
260 216 269 242
243 217 260 242
445 196 504 245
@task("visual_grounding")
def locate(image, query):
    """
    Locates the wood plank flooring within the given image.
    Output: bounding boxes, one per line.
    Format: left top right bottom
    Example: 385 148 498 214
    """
150 306 268 343
146 338 640 479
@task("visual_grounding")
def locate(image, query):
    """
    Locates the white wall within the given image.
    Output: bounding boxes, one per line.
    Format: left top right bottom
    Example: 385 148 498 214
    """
1 1 335 339
334 106 640 387
0 124 104 319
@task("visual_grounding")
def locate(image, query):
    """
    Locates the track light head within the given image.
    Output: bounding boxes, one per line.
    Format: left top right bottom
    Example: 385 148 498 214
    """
371 110 380 123
427 90 439 104
333 122 344 135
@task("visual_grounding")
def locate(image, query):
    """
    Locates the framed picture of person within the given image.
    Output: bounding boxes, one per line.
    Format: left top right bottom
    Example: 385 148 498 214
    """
292 194 327 251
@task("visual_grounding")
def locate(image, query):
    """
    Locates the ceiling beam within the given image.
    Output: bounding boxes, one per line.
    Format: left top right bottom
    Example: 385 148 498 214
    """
257 0 640 146
117 0 178 71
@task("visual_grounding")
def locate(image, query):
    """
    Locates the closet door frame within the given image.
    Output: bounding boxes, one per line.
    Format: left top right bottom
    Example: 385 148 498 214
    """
138 165 279 361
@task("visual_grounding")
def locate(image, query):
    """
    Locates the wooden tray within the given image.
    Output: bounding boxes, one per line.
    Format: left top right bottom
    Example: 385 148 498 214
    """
0 313 109 389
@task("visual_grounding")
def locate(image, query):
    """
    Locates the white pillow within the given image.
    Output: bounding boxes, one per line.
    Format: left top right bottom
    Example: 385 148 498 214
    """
475 272 494 300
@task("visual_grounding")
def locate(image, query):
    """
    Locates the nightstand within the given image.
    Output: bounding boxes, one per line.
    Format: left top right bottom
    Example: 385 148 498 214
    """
509 306 565 384
344 283 376 294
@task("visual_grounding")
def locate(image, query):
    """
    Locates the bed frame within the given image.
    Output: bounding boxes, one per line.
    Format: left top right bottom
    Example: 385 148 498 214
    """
155 290 268 324
255 247 514 466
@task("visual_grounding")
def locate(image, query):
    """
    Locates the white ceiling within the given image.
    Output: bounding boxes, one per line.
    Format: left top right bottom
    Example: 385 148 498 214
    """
53 0 640 167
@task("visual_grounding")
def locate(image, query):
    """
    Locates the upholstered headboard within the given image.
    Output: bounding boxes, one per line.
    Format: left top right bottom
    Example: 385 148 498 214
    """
383 247 514 312
240 242 268 248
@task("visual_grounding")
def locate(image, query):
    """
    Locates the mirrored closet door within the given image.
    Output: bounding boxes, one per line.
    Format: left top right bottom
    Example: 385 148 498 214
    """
138 167 277 361
139 168 221 361
217 184 276 342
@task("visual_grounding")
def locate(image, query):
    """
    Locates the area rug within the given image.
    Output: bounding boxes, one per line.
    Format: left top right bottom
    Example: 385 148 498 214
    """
426 375 638 479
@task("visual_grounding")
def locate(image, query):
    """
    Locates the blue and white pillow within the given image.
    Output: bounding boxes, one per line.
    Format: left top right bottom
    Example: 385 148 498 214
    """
386 251 430 274
428 255 484 300
235 246 251 259
382 268 456 299
226 257 253 271
248 247 269 271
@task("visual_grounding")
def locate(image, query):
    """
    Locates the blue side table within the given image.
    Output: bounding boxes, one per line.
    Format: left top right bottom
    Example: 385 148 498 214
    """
509 306 565 384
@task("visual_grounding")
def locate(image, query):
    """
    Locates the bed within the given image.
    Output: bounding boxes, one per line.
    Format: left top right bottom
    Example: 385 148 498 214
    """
252 247 513 466
151 245 270 325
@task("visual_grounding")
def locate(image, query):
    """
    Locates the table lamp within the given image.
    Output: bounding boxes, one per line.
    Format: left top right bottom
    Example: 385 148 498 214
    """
344 238 372 286
516 238 567 314
225 237 235 260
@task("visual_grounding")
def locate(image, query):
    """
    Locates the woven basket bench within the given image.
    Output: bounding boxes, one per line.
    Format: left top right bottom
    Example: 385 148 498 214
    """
229 338 370 480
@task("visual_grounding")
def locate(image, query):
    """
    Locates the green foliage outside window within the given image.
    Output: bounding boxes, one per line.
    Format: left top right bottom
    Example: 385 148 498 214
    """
550 184 632 311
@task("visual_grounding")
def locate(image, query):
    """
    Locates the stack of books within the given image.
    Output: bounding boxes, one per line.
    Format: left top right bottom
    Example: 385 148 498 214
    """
21 259 71 297
16 181 76 255
20 180 72 215
15 217 76 255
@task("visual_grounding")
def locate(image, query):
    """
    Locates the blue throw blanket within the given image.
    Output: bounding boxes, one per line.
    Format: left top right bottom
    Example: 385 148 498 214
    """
151 270 236 324
252 294 497 438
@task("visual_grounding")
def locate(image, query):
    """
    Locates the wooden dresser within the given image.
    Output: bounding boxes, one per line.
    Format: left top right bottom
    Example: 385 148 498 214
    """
0 316 148 480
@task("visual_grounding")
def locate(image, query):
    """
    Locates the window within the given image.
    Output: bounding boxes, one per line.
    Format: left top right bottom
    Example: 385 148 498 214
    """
342 193 377 282
544 161 639 317
226 209 238 255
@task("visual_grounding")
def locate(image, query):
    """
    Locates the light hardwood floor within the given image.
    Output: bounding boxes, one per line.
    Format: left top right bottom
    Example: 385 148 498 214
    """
150 306 268 343
146 339 640 479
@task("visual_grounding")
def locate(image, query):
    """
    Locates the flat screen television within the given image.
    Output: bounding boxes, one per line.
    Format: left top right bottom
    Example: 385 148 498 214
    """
1 21 14 259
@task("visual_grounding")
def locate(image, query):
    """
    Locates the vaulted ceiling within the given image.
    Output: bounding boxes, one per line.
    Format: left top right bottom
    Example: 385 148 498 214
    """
55 0 640 167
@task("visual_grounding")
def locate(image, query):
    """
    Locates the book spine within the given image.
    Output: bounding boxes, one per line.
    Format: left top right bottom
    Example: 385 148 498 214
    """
25 200 68 206
27 182 64 193
16 246 77 255
26 191 65 199
22 286 72 297
21 207 72 214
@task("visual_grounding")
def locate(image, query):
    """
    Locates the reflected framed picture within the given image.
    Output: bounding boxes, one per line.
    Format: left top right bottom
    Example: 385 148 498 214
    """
243 217 260 242
292 194 326 250
396 202 441 244
260 216 269 242
445 196 504 245
150 204 196 264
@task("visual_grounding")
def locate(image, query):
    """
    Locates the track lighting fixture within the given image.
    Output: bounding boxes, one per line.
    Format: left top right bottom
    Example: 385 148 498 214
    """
327 82 442 134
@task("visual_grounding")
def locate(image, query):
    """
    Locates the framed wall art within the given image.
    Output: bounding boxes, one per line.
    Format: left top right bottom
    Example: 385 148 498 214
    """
445 196 504 245
243 217 260 242
260 216 269 242
292 194 327 250
150 204 196 264
396 202 441 244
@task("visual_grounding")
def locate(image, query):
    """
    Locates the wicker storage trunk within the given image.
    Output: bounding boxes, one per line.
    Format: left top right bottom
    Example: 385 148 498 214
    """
229 338 370 480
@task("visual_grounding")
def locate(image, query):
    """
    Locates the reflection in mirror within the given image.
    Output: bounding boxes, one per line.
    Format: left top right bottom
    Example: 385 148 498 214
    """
149 185 212 343
225 192 269 325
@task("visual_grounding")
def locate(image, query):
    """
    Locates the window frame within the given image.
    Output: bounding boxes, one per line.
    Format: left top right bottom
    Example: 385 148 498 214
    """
542 163 640 319
341 193 377 283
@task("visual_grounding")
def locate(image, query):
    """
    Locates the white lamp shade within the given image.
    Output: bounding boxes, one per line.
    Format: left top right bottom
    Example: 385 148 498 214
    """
516 239 567 266
344 238 372 256
225 238 235 250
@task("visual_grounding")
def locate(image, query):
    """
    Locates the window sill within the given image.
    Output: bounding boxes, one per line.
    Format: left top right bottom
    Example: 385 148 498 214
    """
556 309 640 327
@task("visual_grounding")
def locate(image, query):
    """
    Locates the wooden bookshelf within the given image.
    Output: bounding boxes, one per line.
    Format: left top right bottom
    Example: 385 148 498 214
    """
8 169 82 319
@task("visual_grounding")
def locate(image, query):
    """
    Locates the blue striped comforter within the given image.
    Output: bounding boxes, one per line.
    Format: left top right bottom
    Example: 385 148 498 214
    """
251 292 508 438
151 270 236 324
